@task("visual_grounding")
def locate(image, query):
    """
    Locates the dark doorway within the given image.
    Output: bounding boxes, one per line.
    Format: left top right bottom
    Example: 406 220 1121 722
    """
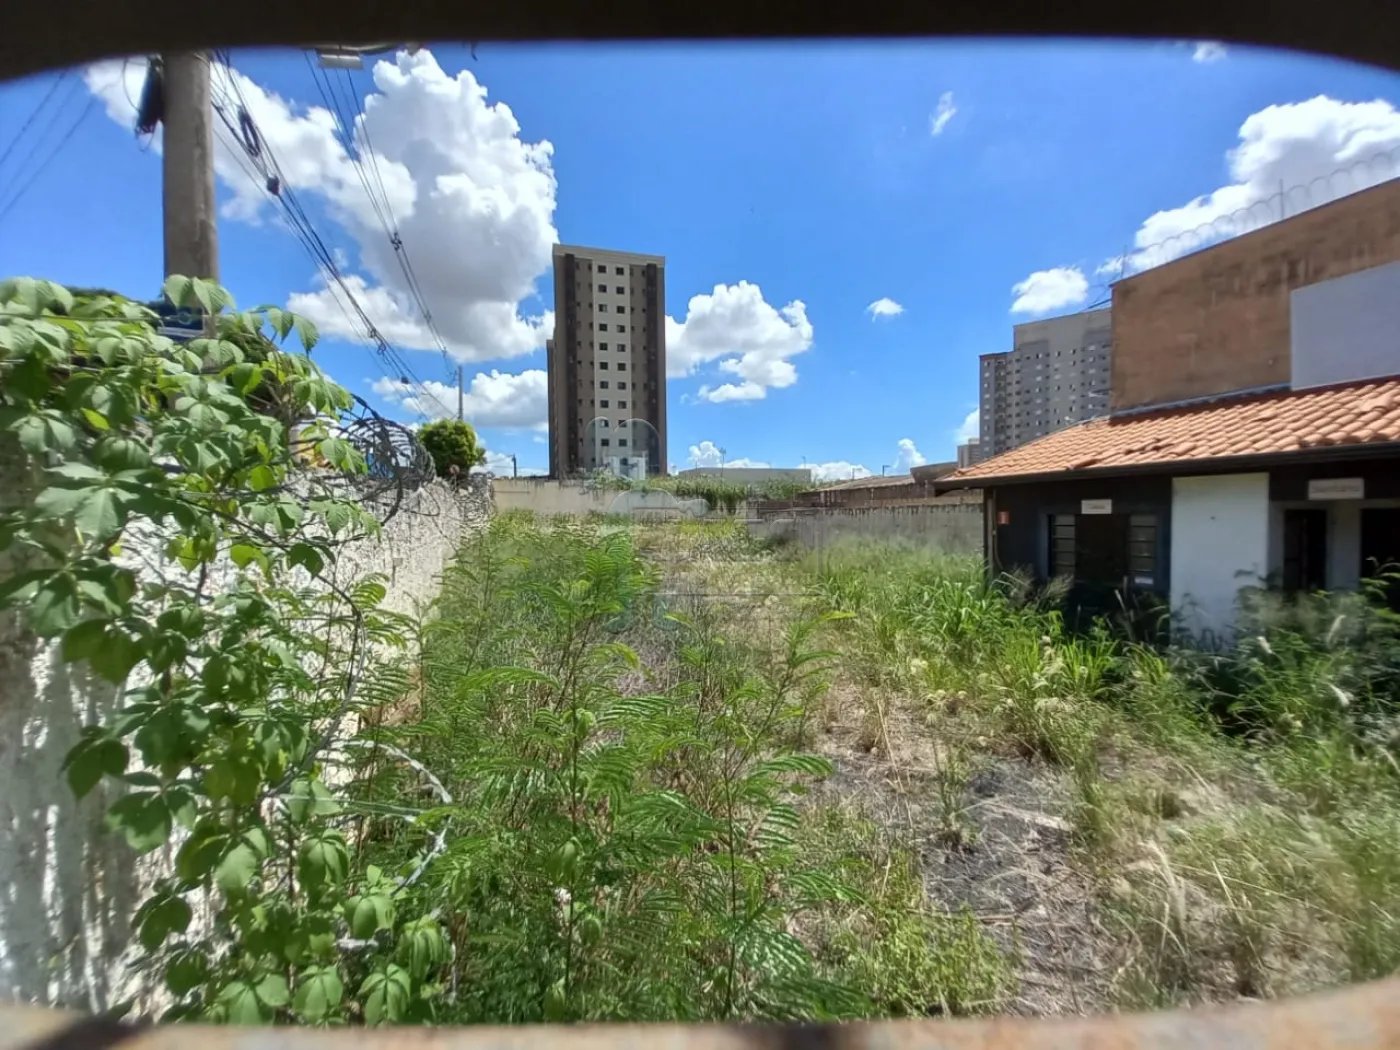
1361 507 1400 610
1282 508 1328 593
1076 513 1129 601
1045 511 1165 636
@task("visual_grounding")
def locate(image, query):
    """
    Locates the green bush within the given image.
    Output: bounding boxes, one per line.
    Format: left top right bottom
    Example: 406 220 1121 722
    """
419 418 486 478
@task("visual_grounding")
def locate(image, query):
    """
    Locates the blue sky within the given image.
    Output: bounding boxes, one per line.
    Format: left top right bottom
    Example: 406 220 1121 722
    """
3 39 1400 477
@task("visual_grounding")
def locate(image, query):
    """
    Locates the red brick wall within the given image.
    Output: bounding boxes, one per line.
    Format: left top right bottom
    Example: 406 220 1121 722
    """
1111 178 1400 412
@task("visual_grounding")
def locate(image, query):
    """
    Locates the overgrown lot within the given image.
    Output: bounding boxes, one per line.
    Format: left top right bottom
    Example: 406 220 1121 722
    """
772 526 1400 1010
361 514 1009 1023
370 514 1400 1021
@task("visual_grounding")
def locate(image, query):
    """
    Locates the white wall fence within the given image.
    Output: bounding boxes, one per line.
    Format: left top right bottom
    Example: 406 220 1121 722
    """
750 504 985 555
0 473 491 1012
491 478 719 520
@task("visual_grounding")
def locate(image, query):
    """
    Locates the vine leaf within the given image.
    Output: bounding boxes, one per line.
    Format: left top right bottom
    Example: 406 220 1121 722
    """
293 965 343 1022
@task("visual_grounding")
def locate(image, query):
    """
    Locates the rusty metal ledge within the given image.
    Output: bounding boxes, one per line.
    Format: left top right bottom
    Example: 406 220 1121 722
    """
4 979 1400 1050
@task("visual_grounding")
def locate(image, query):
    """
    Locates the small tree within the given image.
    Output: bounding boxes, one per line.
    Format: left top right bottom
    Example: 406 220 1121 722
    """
419 418 486 478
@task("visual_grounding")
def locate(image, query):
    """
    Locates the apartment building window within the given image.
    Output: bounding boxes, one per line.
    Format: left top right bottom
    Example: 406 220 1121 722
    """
601 439 610 447
599 381 609 389
600 400 609 408
617 382 627 390
618 438 628 447
597 284 607 292
599 343 607 351
599 361 609 370
618 401 627 409
615 266 624 275
616 305 625 314
614 286 625 293
599 323 608 332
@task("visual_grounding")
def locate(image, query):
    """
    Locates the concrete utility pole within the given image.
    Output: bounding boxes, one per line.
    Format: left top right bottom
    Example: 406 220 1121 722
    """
162 52 219 282
457 366 464 422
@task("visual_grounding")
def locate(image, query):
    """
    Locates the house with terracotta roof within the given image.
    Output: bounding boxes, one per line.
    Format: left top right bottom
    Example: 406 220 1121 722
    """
935 179 1400 640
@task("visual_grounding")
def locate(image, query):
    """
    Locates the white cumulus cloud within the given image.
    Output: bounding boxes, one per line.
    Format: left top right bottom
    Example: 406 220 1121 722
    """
1192 42 1228 63
477 449 546 476
1009 267 1089 315
667 281 813 402
1111 96 1400 274
955 408 980 445
371 368 546 428
867 297 905 319
894 438 926 471
687 441 771 469
802 461 872 483
85 49 557 365
930 91 957 136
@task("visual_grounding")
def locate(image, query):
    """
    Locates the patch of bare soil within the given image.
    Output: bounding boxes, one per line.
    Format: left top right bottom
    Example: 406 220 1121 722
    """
810 681 1116 1016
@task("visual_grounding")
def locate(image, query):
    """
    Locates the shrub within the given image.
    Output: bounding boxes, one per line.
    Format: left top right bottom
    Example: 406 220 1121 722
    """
419 418 486 478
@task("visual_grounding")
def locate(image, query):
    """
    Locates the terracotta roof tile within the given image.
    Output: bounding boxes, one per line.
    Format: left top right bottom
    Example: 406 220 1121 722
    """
941 377 1400 485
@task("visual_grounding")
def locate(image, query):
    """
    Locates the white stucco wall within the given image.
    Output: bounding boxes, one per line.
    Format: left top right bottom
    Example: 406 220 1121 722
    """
0 474 490 1012
1291 259 1400 390
1170 473 1271 643
492 478 615 516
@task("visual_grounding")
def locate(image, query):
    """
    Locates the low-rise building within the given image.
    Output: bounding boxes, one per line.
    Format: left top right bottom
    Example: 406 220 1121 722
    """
938 182 1400 640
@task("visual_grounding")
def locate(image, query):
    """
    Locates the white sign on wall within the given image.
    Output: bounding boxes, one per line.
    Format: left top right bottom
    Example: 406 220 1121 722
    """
1081 499 1113 515
1307 477 1365 501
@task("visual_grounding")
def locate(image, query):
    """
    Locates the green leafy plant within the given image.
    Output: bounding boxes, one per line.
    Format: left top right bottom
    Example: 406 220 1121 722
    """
418 419 486 479
0 276 450 1024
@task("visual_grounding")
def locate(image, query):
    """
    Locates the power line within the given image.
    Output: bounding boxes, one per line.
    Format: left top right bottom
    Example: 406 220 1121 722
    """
302 55 457 383
0 90 97 225
0 70 71 176
210 51 456 422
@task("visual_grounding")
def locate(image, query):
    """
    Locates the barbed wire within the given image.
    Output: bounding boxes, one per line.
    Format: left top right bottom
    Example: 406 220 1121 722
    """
1085 144 1400 304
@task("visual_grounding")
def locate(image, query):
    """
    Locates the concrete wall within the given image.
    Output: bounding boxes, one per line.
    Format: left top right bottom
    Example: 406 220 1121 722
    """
493 478 614 516
1170 473 1271 642
1290 258 1400 390
0 474 491 1012
676 467 813 484
750 504 984 556
1111 178 1400 412
493 478 716 519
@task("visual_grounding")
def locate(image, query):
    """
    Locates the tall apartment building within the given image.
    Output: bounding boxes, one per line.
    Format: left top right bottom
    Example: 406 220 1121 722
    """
978 307 1111 456
547 244 667 478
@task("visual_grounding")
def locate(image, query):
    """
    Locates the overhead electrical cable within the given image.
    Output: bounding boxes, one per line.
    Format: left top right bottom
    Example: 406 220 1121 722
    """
210 52 456 421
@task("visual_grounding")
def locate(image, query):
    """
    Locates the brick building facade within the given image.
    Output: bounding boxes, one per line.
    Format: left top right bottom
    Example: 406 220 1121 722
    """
1111 178 1400 412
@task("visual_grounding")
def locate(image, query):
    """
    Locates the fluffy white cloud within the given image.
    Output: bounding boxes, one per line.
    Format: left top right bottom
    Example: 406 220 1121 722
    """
802 461 872 483
1114 96 1400 273
1009 267 1089 315
866 297 904 319
1192 42 1228 63
371 368 546 428
894 438 926 471
930 91 957 136
85 50 557 364
955 408 980 445
477 449 546 476
687 441 772 470
667 282 813 402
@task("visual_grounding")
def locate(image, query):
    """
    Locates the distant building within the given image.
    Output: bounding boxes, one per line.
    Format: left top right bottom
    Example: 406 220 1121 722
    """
940 179 1400 639
979 307 1111 457
677 466 813 485
956 438 984 469
547 244 667 478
